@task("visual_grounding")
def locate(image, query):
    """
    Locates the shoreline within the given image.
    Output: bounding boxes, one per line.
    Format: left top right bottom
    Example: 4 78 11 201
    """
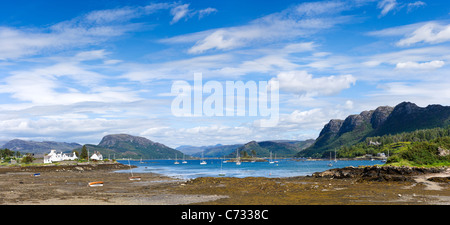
0 163 449 205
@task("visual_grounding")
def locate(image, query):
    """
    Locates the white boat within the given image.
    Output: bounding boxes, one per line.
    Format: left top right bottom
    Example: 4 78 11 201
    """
129 176 141 181
182 154 187 164
128 159 141 181
88 181 104 187
219 160 226 176
174 154 180 164
269 152 274 164
200 151 207 165
236 149 241 165
334 149 338 162
381 149 390 163
328 152 333 167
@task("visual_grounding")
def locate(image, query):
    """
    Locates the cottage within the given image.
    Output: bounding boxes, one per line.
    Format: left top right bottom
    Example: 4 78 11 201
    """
44 150 78 163
90 151 103 161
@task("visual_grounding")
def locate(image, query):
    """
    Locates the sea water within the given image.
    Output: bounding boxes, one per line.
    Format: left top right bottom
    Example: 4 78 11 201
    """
116 159 385 179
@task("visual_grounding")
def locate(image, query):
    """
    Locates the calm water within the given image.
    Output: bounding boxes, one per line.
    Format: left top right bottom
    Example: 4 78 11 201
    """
116 159 385 179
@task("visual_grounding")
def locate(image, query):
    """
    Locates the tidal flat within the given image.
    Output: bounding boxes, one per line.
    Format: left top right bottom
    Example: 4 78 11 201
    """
0 163 449 205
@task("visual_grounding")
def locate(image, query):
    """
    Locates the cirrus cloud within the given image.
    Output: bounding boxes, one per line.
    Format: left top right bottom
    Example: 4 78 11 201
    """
269 71 356 97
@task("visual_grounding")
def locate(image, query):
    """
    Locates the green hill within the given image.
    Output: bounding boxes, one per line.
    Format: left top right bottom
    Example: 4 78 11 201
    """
336 126 450 167
297 102 450 158
77 134 186 159
228 139 315 158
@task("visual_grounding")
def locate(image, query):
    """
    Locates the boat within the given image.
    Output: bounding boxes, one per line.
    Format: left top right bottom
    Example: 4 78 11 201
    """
328 152 333 167
218 160 226 176
140 158 144 164
334 149 338 162
236 149 241 165
128 159 141 181
32 173 40 177
269 152 274 164
174 154 180 164
381 149 390 163
88 181 104 187
128 176 141 181
200 151 207 165
182 154 187 164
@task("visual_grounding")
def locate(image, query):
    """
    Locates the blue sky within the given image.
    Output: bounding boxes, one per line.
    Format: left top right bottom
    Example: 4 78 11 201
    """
0 0 450 148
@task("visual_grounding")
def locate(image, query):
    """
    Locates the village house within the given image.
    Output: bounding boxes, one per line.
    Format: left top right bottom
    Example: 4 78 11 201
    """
44 150 78 163
90 151 103 161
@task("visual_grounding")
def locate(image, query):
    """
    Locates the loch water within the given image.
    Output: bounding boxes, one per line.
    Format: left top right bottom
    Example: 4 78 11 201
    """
116 158 385 179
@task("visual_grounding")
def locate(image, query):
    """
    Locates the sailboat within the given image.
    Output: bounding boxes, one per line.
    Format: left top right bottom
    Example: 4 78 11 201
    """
236 149 241 165
328 152 333 167
200 151 207 165
218 160 226 176
182 154 187 164
174 154 180 164
381 149 389 163
269 152 274 164
128 159 141 181
334 149 338 162
140 157 144 164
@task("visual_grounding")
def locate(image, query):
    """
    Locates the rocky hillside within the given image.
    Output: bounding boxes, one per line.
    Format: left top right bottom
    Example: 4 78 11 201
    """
298 102 450 158
228 139 315 158
1 139 81 156
79 134 186 159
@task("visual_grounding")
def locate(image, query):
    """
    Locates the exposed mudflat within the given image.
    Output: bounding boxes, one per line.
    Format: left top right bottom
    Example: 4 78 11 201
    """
0 164 449 205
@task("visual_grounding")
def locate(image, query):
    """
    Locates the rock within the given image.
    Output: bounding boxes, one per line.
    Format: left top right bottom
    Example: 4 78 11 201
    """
438 147 450 157
313 165 446 182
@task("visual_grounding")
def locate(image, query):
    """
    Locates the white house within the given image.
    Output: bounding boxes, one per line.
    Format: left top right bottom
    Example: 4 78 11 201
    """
90 151 103 161
44 150 78 163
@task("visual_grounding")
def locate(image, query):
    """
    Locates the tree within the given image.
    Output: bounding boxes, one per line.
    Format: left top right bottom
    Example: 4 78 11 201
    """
21 153 34 164
80 145 88 160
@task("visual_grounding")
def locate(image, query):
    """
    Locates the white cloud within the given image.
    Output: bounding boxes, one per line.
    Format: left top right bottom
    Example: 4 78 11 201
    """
407 1 426 12
397 22 450 46
84 7 141 24
378 0 398 17
164 1 354 54
269 71 356 97
0 54 142 106
0 2 213 60
170 4 190 24
395 60 445 70
371 81 450 107
0 9 143 60
198 8 218 19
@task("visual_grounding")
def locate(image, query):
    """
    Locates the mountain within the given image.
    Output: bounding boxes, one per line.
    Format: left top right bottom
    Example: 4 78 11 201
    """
298 102 450 158
79 134 185 159
2 139 81 156
229 139 315 158
176 144 243 157
179 144 244 158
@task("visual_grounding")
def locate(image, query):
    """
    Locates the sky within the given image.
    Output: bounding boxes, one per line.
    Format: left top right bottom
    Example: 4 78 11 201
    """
0 0 450 148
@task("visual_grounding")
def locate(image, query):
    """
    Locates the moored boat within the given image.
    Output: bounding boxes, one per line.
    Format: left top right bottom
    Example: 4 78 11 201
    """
128 176 141 181
88 181 104 187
